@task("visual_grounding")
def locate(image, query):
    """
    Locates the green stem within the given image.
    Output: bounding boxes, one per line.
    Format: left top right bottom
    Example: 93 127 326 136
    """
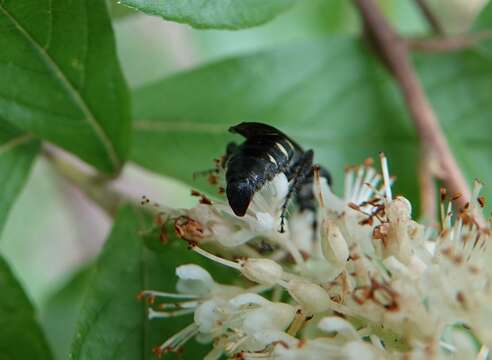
43 148 123 218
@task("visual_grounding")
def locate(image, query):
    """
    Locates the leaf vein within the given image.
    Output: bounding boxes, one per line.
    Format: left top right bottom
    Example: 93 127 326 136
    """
0 3 121 170
0 133 33 156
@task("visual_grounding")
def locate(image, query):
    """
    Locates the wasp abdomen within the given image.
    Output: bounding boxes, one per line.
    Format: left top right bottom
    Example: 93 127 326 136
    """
226 151 278 216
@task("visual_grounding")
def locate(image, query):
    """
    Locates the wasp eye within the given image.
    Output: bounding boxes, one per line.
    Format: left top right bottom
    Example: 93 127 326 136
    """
226 181 253 217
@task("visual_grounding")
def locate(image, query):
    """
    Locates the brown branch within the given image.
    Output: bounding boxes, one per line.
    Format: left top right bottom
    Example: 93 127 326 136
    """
353 0 471 210
418 147 437 223
406 30 492 52
414 0 445 35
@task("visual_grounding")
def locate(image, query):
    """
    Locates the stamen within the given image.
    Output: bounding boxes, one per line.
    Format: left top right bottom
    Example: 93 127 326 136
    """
241 351 275 358
192 245 242 270
440 188 447 230
148 307 195 319
355 167 375 203
358 170 380 203
350 166 365 203
472 179 483 205
313 166 325 208
287 309 306 336
138 290 199 300
379 153 392 202
441 200 453 230
477 346 490 360
344 167 354 200
439 341 456 353
158 300 200 309
361 181 385 199
224 334 248 354
154 323 199 355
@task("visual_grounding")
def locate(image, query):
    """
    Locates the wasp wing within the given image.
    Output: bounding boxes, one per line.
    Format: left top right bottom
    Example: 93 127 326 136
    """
229 122 303 151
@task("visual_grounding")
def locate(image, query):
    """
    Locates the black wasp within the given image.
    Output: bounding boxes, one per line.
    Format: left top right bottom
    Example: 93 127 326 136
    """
222 122 331 233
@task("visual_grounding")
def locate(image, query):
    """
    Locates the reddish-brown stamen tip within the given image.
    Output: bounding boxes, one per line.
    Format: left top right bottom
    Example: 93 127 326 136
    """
152 346 164 358
191 189 201 197
199 195 213 205
159 226 169 244
364 157 374 167
450 193 462 202
440 188 447 201
348 202 360 211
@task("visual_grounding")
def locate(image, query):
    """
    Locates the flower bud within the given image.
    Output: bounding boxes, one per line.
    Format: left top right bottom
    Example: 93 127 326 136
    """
194 299 223 333
176 264 215 296
287 279 332 313
318 317 358 340
243 303 296 335
343 341 380 360
241 258 283 286
321 219 349 265
229 293 270 308
387 196 411 223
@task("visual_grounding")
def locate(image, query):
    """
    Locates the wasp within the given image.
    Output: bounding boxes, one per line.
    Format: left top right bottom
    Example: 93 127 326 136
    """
223 122 331 233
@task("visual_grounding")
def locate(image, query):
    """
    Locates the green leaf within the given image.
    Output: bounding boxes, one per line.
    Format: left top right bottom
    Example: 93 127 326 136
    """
471 1 492 55
41 265 94 360
412 49 492 209
0 121 39 237
473 1 492 28
0 0 131 174
131 37 492 213
120 0 296 30
70 205 236 359
108 0 138 19
0 254 53 360
131 38 420 209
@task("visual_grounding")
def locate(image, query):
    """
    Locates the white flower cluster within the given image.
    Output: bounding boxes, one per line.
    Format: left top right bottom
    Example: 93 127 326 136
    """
141 154 491 359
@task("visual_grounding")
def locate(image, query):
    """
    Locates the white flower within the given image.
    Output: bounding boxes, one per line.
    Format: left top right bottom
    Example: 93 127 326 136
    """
269 317 385 360
174 173 293 249
286 279 335 314
320 218 349 265
240 258 284 286
138 264 244 356
144 154 492 359
191 292 296 358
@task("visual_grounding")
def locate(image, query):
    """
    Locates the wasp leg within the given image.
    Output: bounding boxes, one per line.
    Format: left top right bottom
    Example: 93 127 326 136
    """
223 142 238 167
193 142 238 180
192 168 219 180
279 150 314 233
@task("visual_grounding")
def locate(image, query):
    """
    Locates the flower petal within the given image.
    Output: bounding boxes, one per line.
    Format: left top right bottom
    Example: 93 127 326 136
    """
318 317 359 340
176 264 215 296
229 293 270 308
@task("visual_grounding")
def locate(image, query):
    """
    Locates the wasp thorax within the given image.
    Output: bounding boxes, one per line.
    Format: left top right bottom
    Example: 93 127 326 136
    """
240 258 284 286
